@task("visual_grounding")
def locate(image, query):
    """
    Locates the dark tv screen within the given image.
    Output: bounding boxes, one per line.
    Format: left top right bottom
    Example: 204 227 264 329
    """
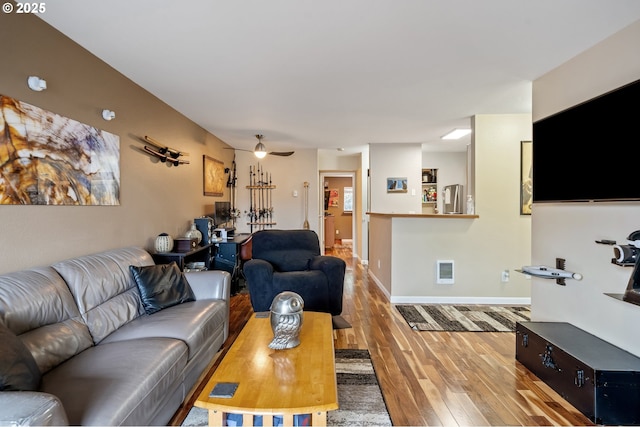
532 78 640 203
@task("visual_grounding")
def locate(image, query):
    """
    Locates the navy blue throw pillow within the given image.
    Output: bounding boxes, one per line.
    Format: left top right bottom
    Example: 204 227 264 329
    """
130 262 195 315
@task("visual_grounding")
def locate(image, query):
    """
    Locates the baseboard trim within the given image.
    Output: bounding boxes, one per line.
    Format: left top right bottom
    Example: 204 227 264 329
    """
368 270 391 301
389 296 531 305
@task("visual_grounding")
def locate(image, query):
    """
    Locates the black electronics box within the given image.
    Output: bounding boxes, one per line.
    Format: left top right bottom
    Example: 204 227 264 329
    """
195 217 215 245
516 321 640 425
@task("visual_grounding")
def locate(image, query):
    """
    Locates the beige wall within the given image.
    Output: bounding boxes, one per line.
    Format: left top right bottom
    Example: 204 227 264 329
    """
0 12 237 274
531 20 640 356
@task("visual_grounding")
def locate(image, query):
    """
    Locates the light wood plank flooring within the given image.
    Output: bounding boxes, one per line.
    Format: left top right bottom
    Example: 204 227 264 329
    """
171 242 593 426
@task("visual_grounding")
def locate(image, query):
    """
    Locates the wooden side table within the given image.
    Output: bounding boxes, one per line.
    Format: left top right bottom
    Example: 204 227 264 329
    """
151 243 214 271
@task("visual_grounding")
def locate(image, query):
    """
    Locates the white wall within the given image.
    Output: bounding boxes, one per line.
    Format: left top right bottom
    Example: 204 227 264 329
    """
422 151 467 214
369 143 422 214
531 20 640 356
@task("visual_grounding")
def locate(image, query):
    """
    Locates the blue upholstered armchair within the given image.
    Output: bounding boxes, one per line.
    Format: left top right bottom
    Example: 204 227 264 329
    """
243 229 346 315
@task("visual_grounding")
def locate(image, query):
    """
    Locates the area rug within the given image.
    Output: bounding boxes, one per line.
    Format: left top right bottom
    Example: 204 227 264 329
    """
396 304 530 332
181 349 391 426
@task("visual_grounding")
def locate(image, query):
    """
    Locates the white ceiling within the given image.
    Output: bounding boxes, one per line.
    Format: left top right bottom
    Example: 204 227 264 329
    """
38 1 640 154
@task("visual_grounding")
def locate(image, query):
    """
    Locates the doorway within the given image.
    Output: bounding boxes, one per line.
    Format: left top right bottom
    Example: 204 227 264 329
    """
319 171 356 256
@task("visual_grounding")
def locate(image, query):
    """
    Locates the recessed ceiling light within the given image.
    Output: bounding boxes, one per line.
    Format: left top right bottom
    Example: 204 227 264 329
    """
441 128 472 140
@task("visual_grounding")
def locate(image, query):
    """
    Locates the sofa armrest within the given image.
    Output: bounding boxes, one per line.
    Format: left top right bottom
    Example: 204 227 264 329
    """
0 391 69 426
184 270 231 302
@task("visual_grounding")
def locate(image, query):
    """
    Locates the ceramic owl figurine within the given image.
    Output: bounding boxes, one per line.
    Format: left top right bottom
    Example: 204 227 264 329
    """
268 291 304 350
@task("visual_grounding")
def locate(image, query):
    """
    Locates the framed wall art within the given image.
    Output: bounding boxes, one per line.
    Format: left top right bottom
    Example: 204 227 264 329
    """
387 177 408 193
520 140 533 215
0 94 120 205
203 155 225 196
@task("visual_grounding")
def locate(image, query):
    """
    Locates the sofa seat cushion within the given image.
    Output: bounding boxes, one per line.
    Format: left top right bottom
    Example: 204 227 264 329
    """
99 299 227 360
41 337 188 426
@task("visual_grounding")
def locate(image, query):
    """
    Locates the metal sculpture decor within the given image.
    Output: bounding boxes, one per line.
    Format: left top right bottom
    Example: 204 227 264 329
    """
0 95 120 205
268 291 304 350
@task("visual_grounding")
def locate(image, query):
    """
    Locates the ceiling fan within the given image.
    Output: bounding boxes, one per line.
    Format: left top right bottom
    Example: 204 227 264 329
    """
228 134 295 158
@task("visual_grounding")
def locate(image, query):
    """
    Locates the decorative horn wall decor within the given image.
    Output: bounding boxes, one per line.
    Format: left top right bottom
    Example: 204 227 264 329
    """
0 94 120 205
140 135 190 166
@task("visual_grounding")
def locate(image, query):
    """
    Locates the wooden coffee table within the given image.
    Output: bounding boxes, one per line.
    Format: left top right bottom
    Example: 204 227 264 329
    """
195 311 338 426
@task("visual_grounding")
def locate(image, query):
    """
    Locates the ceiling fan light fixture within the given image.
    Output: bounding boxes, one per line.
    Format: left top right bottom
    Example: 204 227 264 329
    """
441 128 471 140
254 141 267 158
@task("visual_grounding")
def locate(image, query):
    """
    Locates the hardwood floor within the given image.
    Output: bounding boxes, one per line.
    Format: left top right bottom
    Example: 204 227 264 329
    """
171 242 594 426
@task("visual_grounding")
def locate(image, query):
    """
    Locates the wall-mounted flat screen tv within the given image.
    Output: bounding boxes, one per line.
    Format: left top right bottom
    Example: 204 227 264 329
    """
532 78 640 203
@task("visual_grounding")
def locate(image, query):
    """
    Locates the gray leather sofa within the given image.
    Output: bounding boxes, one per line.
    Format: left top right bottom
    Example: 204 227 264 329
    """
0 246 230 426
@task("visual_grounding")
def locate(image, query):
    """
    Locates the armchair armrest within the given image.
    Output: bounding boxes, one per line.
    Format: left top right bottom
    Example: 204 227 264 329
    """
0 391 69 426
310 255 346 314
243 259 275 312
184 269 231 302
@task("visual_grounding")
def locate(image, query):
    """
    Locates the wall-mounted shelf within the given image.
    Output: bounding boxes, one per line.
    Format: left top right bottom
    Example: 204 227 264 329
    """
421 168 437 213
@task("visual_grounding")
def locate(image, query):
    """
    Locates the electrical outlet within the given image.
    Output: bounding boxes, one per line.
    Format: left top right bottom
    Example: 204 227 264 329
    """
336 229 339 235
501 270 510 283
377 259 381 269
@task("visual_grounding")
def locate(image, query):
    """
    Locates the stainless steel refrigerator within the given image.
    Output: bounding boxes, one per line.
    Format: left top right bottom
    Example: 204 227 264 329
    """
443 184 463 214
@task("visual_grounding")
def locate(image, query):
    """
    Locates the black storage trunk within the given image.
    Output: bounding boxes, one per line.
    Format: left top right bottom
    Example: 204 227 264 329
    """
516 321 640 425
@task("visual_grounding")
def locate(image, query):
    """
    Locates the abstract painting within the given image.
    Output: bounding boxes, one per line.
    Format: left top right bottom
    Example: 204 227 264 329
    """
0 95 120 205
203 155 224 196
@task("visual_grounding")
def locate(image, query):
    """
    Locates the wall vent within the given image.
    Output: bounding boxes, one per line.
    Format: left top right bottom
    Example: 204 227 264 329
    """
436 260 454 284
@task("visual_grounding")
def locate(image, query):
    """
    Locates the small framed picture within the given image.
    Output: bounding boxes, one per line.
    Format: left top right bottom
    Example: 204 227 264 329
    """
387 177 408 193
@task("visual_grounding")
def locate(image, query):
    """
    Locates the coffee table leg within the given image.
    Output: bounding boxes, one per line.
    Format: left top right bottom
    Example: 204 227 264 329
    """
282 414 294 426
312 411 327 426
261 414 273 426
208 410 223 426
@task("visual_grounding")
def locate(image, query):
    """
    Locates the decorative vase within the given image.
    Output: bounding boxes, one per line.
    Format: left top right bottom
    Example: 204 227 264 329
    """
185 223 202 244
154 233 173 253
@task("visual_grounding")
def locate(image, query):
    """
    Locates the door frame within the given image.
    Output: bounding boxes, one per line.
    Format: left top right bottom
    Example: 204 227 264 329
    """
319 171 357 255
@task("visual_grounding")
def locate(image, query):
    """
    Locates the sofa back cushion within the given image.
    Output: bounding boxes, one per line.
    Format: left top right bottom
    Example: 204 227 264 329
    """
52 247 155 344
251 229 321 272
0 267 93 374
